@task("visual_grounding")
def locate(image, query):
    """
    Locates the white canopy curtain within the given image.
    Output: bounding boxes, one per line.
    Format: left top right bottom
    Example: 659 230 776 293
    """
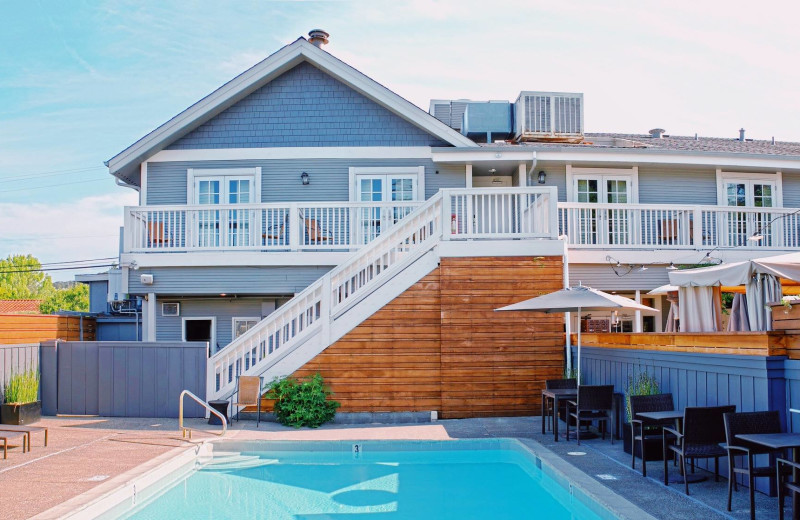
668 253 800 332
727 294 749 332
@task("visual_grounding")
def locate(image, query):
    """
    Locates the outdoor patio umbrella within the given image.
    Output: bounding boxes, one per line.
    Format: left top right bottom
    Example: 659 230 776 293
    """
495 285 658 379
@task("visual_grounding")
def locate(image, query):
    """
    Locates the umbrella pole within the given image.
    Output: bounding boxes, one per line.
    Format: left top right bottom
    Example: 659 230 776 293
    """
577 306 581 383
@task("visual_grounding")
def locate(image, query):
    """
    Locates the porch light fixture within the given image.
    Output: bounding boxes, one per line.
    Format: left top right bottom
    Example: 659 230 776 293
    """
300 171 310 185
537 171 546 184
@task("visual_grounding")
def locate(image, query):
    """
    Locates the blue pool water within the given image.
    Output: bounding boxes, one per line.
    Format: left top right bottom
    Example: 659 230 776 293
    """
120 441 607 520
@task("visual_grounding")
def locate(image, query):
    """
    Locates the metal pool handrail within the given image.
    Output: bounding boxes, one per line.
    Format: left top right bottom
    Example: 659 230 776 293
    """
179 389 227 439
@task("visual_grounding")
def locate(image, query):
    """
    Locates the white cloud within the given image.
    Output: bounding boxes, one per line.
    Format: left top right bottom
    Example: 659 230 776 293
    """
0 191 139 281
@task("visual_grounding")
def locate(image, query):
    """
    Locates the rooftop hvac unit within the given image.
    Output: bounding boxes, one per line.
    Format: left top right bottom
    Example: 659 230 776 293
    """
514 92 584 142
428 99 471 131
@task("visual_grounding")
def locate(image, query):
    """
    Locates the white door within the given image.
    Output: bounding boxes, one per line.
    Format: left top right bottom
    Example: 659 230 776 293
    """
194 177 253 248
355 174 418 243
573 176 632 245
723 180 775 246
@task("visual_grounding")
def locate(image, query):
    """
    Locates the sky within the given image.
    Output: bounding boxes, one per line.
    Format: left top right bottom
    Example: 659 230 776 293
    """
1 0 800 280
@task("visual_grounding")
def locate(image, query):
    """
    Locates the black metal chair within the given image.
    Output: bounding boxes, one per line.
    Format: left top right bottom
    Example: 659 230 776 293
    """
664 405 736 495
544 378 577 432
777 457 800 520
566 385 614 445
723 411 786 520
630 393 675 477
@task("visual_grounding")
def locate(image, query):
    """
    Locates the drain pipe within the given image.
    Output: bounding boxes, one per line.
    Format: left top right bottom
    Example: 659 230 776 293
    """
526 152 538 186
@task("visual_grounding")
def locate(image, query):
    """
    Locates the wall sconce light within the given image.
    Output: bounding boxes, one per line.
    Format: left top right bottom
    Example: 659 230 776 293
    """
537 170 546 184
300 171 310 185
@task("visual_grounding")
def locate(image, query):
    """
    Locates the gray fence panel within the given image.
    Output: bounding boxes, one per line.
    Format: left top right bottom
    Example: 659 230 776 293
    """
0 343 39 403
53 341 206 418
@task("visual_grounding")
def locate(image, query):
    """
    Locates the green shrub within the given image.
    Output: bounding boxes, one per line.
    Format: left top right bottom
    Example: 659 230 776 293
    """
4 370 39 404
267 373 340 428
625 370 659 423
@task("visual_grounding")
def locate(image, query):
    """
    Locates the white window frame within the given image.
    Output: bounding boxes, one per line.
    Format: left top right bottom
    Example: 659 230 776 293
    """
187 167 261 204
161 302 180 317
565 165 639 204
181 316 217 352
348 166 425 202
232 316 260 340
715 170 783 208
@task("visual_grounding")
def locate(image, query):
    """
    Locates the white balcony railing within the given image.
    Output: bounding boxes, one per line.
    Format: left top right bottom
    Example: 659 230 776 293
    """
123 201 423 253
208 187 558 400
558 203 800 250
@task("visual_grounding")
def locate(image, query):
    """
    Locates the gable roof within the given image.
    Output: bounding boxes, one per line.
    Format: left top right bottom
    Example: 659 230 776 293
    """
107 38 476 185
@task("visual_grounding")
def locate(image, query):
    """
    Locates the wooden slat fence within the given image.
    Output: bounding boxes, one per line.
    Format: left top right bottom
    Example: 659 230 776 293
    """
0 314 96 344
572 331 788 357
0 343 39 403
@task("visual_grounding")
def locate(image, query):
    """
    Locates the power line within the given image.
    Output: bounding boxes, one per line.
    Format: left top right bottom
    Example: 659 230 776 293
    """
0 233 119 241
0 167 106 184
0 178 110 193
0 263 116 274
37 257 118 266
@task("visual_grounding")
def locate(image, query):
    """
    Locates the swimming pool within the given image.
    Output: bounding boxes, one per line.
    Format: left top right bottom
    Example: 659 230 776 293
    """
92 439 637 519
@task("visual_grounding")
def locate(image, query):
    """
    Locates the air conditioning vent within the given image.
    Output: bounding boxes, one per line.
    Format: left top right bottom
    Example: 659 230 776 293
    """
515 91 583 142
428 99 471 131
161 302 180 317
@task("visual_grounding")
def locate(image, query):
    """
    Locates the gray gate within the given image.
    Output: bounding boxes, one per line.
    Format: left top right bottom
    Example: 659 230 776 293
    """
41 341 207 418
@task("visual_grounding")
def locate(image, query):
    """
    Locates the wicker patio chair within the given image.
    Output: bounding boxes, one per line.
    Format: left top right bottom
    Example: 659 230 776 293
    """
664 404 736 495
777 457 800 520
230 375 263 427
566 385 614 445
544 378 577 432
629 393 675 477
723 411 786 520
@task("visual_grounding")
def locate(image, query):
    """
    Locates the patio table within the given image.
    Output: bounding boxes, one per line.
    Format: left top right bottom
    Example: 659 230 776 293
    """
541 388 577 442
637 409 706 484
736 432 800 520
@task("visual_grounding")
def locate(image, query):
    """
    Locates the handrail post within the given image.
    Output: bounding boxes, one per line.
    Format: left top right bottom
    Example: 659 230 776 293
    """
289 203 300 251
441 190 451 241
692 206 703 247
320 273 332 345
547 187 559 239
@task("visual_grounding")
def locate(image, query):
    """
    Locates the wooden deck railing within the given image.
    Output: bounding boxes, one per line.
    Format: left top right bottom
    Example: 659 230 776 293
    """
571 331 799 357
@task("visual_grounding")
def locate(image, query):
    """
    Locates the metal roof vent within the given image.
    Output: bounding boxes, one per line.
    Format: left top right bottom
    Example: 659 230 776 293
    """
649 128 665 139
308 29 329 48
739 128 746 141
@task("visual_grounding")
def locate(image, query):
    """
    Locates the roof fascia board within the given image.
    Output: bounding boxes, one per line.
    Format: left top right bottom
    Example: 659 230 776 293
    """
432 149 536 163
533 149 800 169
108 39 475 176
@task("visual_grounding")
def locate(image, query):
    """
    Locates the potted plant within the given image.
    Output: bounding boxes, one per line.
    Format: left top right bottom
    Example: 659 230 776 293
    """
1 370 41 425
622 370 662 459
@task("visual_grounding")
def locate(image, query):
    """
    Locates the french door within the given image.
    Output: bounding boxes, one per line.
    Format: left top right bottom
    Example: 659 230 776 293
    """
356 174 418 242
573 176 632 245
195 176 253 248
723 180 776 246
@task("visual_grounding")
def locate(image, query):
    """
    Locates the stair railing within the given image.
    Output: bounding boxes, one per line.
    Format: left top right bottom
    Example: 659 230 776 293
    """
179 389 227 440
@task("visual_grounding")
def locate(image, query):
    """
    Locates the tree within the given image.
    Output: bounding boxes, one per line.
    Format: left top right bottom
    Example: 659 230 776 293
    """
0 254 53 300
39 283 89 314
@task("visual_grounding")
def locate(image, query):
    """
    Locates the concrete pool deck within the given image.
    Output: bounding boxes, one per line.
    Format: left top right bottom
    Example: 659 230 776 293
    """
0 415 785 519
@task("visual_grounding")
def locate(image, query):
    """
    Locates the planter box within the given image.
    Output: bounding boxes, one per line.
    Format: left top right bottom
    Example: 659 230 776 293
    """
621 422 664 461
770 302 800 334
1 401 41 426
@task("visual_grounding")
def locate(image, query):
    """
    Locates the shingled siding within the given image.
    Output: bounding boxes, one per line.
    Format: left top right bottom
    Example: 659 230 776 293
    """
146 158 464 205
166 62 449 149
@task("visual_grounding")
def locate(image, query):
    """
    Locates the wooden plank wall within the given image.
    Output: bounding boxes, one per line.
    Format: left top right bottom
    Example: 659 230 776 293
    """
574 331 789 357
0 314 96 344
293 271 442 413
439 256 565 418
265 255 566 419
0 343 39 403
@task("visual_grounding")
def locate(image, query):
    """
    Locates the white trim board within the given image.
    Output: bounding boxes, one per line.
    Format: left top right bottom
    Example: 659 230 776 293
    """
107 37 475 178
715 169 783 207
140 162 148 205
150 146 434 163
534 150 800 170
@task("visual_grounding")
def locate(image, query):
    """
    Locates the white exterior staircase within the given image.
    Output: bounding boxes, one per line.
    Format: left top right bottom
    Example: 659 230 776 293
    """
206 187 559 402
